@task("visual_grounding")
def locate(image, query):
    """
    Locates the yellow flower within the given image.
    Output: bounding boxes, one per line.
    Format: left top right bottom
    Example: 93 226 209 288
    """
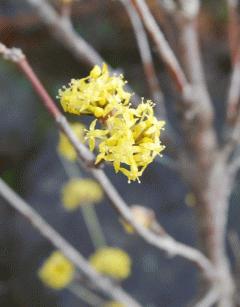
104 302 124 307
59 64 165 182
89 247 131 280
61 178 103 211
86 100 165 182
59 63 131 118
38 251 75 290
58 122 85 161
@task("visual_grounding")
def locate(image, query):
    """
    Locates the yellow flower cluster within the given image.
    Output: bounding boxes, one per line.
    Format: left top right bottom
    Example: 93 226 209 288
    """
89 247 131 280
104 302 124 307
61 178 103 211
58 122 85 161
59 64 165 182
59 64 131 118
38 251 75 290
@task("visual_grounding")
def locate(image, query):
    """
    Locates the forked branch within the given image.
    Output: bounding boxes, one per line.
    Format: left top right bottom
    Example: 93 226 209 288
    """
0 178 141 307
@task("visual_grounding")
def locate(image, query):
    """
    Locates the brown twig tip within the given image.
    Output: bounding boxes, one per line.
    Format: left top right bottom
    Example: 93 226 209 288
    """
0 43 25 62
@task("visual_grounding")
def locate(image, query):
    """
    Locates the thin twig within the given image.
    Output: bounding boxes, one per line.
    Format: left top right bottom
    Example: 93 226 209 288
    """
223 51 240 155
0 178 141 307
120 0 165 115
26 0 103 66
0 43 215 281
130 0 189 95
224 3 240 152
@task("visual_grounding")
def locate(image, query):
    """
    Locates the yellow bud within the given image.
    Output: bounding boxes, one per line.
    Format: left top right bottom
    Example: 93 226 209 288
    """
89 247 131 280
94 107 104 118
38 251 75 290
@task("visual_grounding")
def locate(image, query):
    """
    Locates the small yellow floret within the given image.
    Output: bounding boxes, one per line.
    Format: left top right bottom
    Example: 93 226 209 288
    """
58 122 85 161
86 100 165 182
59 63 131 118
104 302 124 307
38 251 75 289
61 178 103 211
89 247 131 280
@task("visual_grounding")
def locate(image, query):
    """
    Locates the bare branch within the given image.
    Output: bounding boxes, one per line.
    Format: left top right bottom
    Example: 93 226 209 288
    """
130 0 189 94
224 2 240 152
0 43 215 282
26 0 103 66
120 0 165 116
175 1 214 122
0 178 141 307
223 51 240 155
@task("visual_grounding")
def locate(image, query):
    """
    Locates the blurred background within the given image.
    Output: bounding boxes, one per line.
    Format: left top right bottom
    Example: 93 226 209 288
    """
1 0 240 306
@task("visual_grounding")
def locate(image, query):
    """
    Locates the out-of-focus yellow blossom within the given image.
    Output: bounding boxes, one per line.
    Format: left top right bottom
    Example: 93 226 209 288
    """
59 63 131 118
59 64 165 182
58 122 85 161
89 247 131 280
38 251 75 289
185 193 196 207
104 301 124 307
121 205 155 234
61 178 103 211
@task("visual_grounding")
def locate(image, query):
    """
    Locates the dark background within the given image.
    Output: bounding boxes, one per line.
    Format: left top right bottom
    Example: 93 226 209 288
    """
0 1 240 306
